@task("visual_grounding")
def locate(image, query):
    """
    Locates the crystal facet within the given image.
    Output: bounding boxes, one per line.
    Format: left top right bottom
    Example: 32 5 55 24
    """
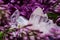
16 16 28 28
10 10 20 28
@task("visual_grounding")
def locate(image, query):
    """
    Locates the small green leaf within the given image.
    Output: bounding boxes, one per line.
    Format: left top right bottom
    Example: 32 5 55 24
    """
0 32 4 40
47 12 58 20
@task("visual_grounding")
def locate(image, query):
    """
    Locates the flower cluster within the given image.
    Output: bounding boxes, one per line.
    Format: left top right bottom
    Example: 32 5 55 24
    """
0 0 60 40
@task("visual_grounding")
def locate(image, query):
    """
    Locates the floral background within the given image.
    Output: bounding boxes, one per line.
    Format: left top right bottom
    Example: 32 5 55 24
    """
0 0 60 40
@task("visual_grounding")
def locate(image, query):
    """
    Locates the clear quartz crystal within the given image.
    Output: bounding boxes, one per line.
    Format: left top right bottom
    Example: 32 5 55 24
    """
10 10 28 29
29 7 48 25
28 7 56 34
10 10 20 29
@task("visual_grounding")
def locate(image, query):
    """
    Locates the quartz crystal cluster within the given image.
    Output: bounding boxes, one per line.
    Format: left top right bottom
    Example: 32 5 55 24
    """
7 7 60 40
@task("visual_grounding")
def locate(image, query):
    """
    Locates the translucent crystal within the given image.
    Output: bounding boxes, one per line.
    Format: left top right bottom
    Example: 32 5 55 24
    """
28 7 55 34
10 10 28 29
29 7 48 25
10 10 20 28
11 10 20 24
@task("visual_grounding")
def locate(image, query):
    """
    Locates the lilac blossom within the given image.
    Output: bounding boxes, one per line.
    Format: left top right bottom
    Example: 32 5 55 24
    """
0 0 60 40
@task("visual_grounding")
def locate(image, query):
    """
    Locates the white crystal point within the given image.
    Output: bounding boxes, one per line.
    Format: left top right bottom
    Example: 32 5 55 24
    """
31 7 44 16
29 7 48 25
11 10 20 19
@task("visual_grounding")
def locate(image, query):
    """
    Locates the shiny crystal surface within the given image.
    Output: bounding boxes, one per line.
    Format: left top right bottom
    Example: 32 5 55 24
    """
28 7 56 34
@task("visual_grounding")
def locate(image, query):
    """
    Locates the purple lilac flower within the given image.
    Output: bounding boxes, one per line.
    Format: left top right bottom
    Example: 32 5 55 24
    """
0 0 60 40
